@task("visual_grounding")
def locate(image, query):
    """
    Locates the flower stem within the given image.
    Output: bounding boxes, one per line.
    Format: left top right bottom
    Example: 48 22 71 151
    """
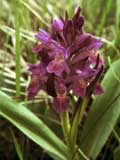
79 97 89 124
69 97 89 155
60 111 71 143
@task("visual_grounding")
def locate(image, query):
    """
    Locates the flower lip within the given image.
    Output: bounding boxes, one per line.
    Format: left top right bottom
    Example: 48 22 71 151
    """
55 78 67 95
54 95 69 113
46 54 70 76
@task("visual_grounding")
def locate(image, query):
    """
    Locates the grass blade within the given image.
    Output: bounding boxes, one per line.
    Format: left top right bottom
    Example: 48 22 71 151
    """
96 0 112 36
10 128 24 160
15 0 21 99
19 0 49 27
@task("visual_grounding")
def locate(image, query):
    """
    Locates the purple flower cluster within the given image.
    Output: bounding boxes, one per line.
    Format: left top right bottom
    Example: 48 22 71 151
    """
28 7 104 113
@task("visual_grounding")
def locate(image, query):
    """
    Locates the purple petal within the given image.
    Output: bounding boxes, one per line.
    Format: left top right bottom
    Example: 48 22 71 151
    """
88 39 103 50
53 95 69 113
52 19 64 31
46 75 56 97
69 34 102 56
63 20 74 45
75 34 97 51
27 76 40 99
29 63 46 75
73 7 81 20
93 83 104 95
88 54 104 68
48 41 66 58
66 75 88 97
67 34 91 55
76 68 96 79
33 44 51 64
74 52 103 79
35 29 51 43
73 7 84 32
27 65 48 99
47 60 64 76
32 44 43 53
32 43 46 54
71 51 91 64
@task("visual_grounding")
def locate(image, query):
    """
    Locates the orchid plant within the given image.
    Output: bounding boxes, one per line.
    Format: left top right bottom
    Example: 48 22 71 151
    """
27 7 104 159
0 5 120 160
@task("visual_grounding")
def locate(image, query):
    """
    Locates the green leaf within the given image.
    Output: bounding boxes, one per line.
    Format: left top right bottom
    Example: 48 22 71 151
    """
115 116 120 140
79 58 120 159
15 0 21 98
115 0 120 33
10 128 23 160
96 0 112 36
0 91 69 160
114 146 120 160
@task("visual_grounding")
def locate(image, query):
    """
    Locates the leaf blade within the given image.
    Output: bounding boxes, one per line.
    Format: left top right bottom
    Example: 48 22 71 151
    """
0 91 69 160
80 58 120 159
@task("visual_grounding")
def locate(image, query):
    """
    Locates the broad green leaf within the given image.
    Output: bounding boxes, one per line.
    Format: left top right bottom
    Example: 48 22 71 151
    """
114 146 120 160
115 116 120 139
79 58 120 159
0 91 69 160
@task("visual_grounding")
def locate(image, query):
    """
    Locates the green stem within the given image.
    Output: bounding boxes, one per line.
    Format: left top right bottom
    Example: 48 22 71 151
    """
15 0 21 99
60 111 71 144
79 97 89 124
69 97 89 154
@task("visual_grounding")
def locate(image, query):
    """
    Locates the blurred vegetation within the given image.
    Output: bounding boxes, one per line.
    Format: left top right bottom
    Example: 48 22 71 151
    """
0 0 120 160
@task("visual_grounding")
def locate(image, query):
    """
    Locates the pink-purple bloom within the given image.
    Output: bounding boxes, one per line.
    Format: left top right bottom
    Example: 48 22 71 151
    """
28 7 104 113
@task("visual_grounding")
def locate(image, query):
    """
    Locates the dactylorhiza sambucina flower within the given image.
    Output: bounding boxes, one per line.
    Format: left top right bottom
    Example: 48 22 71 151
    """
27 7 104 113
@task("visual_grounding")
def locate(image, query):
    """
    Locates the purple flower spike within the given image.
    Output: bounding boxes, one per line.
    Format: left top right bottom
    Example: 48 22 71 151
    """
28 7 104 113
